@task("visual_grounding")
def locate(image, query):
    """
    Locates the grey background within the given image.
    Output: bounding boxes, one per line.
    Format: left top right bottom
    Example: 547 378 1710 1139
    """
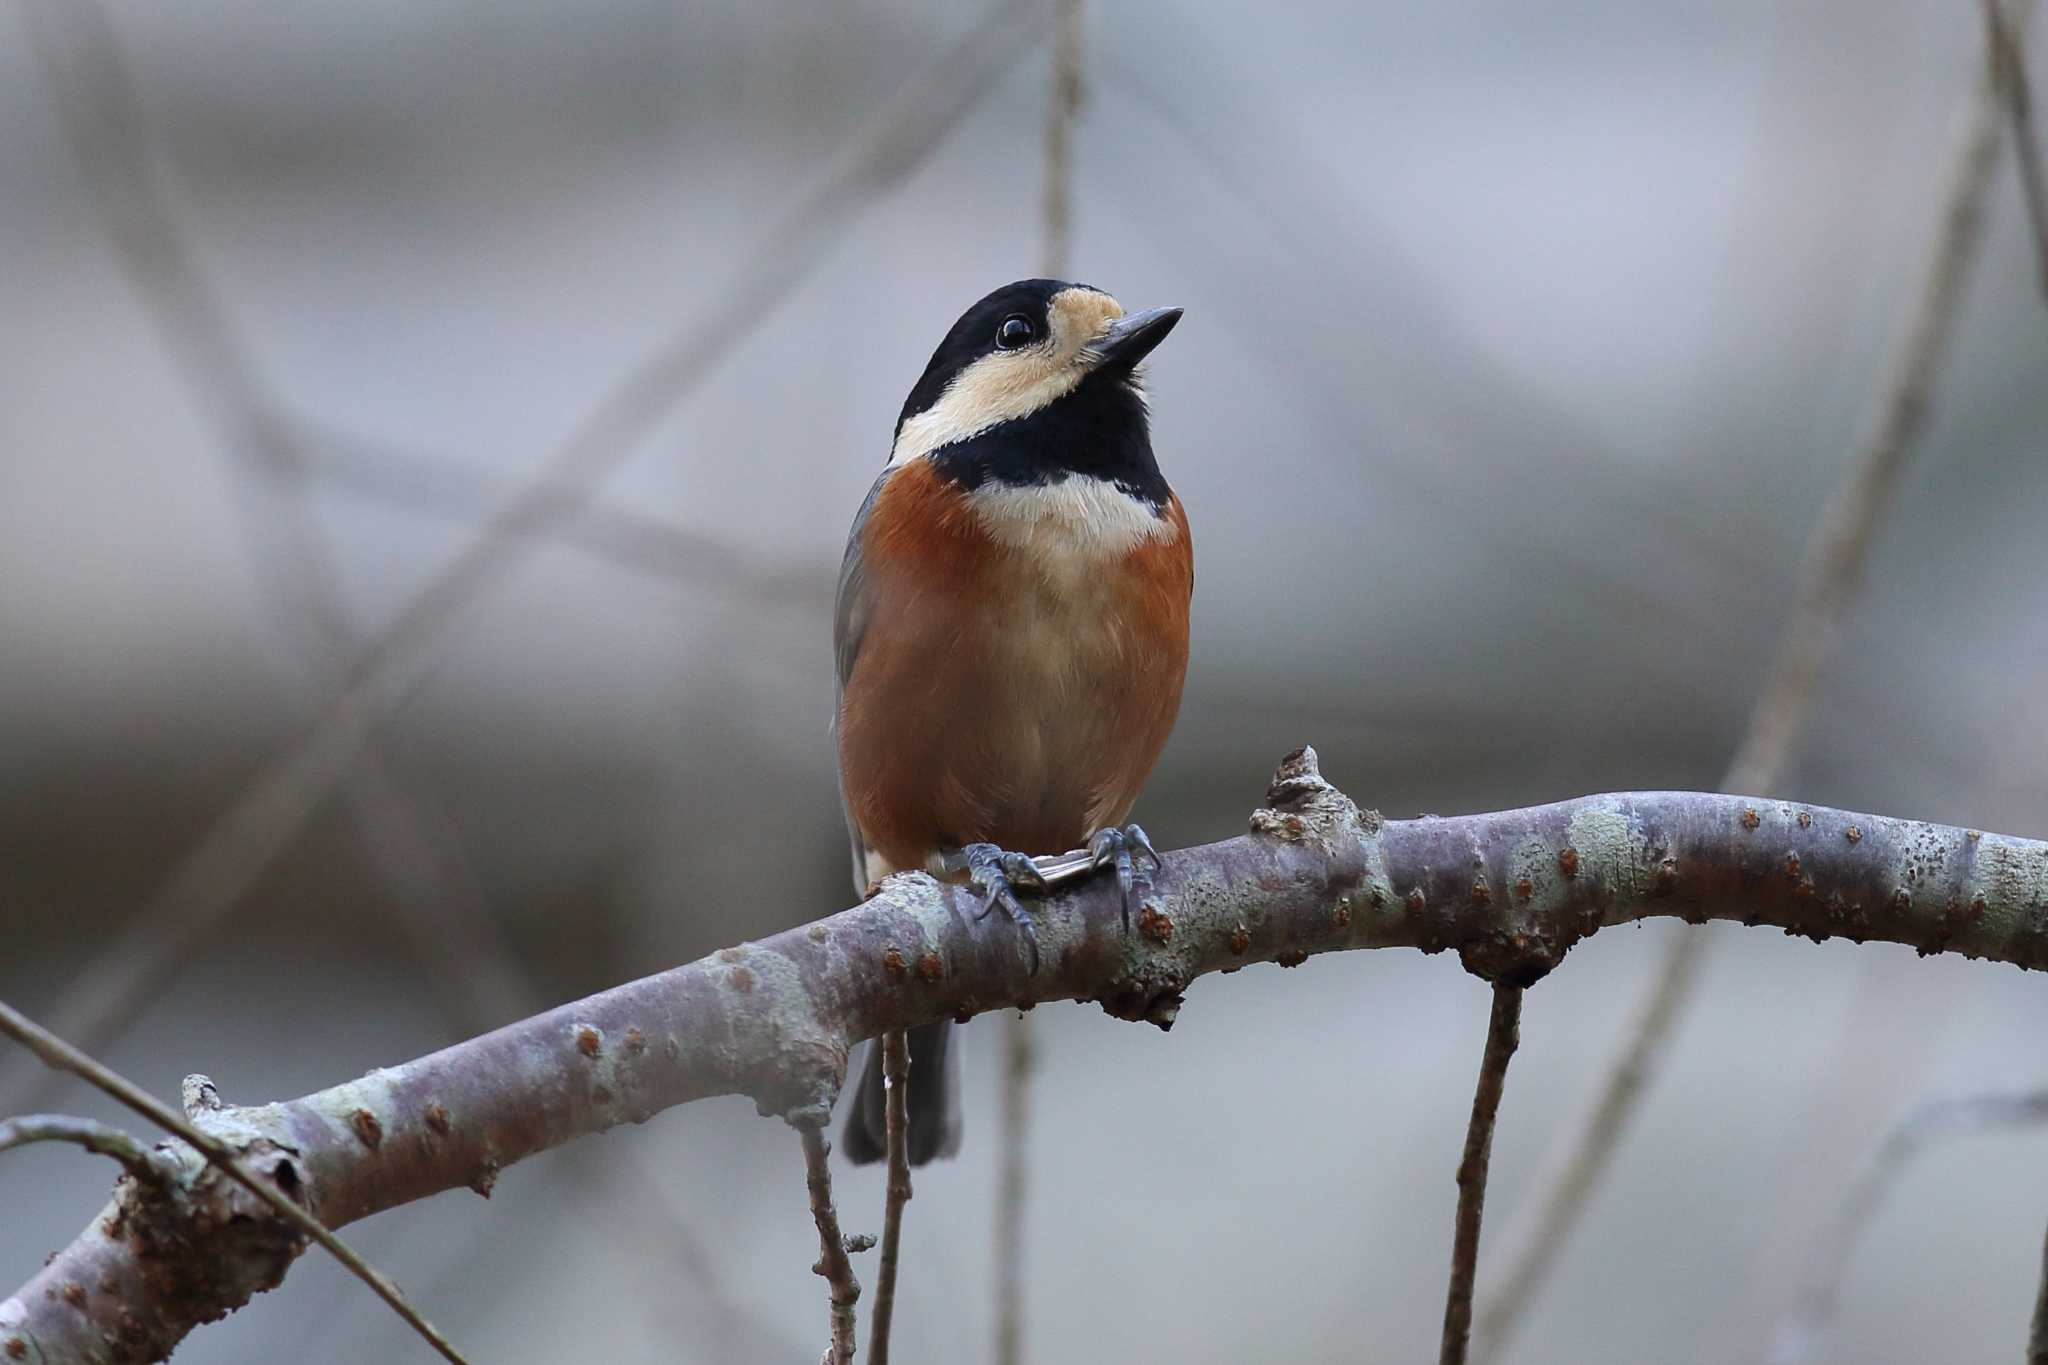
4 1 2048 1361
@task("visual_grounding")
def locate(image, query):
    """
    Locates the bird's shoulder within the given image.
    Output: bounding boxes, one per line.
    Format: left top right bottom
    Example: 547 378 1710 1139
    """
835 461 983 686
856 458 989 563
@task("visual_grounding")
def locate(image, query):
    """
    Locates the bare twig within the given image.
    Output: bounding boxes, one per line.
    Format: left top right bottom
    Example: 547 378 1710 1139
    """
993 1009 1035 1365
0 0 1044 1118
1440 986 1524 1365
803 1127 861 1365
1471 918 1708 1360
1761 1090 2048 1364
994 8 1084 1363
0 1114 168 1185
2031 1209 2048 1365
0 999 469 1365
1986 0 2048 295
867 1031 913 1365
14 757 2048 1359
1470 8 2035 1355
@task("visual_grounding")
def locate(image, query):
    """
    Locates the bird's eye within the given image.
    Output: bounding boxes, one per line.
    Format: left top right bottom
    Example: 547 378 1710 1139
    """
995 314 1037 349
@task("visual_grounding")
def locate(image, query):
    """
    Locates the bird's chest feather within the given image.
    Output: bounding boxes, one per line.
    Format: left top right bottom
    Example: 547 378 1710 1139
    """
960 478 1167 687
844 461 1191 858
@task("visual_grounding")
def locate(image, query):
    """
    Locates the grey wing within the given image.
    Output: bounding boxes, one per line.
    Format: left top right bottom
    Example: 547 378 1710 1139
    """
832 468 893 896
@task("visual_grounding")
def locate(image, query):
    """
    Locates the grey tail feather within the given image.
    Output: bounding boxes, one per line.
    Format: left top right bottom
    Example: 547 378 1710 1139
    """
841 1019 961 1165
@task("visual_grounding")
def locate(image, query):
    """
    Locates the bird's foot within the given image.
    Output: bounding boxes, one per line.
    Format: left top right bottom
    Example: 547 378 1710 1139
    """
1088 823 1163 933
947 842 1050 973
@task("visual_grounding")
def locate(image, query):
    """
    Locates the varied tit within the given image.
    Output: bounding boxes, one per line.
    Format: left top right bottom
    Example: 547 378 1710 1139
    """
835 279 1193 1165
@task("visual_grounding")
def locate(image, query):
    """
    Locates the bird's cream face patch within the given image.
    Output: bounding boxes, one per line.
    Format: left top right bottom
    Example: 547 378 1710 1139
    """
890 287 1125 467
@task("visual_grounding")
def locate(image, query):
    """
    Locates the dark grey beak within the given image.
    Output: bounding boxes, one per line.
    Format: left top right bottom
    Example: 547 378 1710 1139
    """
1086 305 1183 371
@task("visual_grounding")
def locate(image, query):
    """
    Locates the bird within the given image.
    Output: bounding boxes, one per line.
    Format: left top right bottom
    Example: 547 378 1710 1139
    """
834 278 1193 1165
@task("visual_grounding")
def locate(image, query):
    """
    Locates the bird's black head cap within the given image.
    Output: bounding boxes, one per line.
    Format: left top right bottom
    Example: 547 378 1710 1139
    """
890 279 1182 505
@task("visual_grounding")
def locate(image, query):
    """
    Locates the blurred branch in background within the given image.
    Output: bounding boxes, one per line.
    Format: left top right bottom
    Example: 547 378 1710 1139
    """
994 4 1084 1364
1470 5 2039 1356
9 2 819 1351
0 0 1045 1122
1093 44 1781 684
276 413 832 609
14 768 2048 1362
1761 1091 2048 1364
1985 0 2048 294
17 0 541 1073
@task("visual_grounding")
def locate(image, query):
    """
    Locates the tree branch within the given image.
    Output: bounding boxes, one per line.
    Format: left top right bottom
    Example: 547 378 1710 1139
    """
0 1003 467 1364
11 752 2048 1362
1440 986 1522 1365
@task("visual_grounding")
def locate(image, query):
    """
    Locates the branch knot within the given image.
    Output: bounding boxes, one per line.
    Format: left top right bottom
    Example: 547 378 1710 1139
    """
1251 746 1379 852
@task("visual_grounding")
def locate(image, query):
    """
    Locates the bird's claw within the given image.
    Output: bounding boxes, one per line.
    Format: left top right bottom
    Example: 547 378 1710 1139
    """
1088 823 1163 933
955 843 1047 973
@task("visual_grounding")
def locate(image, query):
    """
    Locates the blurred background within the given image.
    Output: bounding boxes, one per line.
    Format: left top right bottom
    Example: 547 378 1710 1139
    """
4 1 2048 1361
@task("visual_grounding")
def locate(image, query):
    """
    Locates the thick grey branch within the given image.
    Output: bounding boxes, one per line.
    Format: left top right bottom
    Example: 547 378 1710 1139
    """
11 753 2048 1362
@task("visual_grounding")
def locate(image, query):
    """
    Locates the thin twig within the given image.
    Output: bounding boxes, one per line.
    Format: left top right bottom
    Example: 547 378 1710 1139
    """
2031 1209 2048 1365
867 1031 913 1365
802 1127 861 1365
1986 0 2048 295
1440 986 1523 1365
0 0 1044 1119
0 1113 168 1185
1470 7 2034 1355
0 998 469 1365
1761 1090 2048 1364
993 1010 1035 1365
994 8 1083 1364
